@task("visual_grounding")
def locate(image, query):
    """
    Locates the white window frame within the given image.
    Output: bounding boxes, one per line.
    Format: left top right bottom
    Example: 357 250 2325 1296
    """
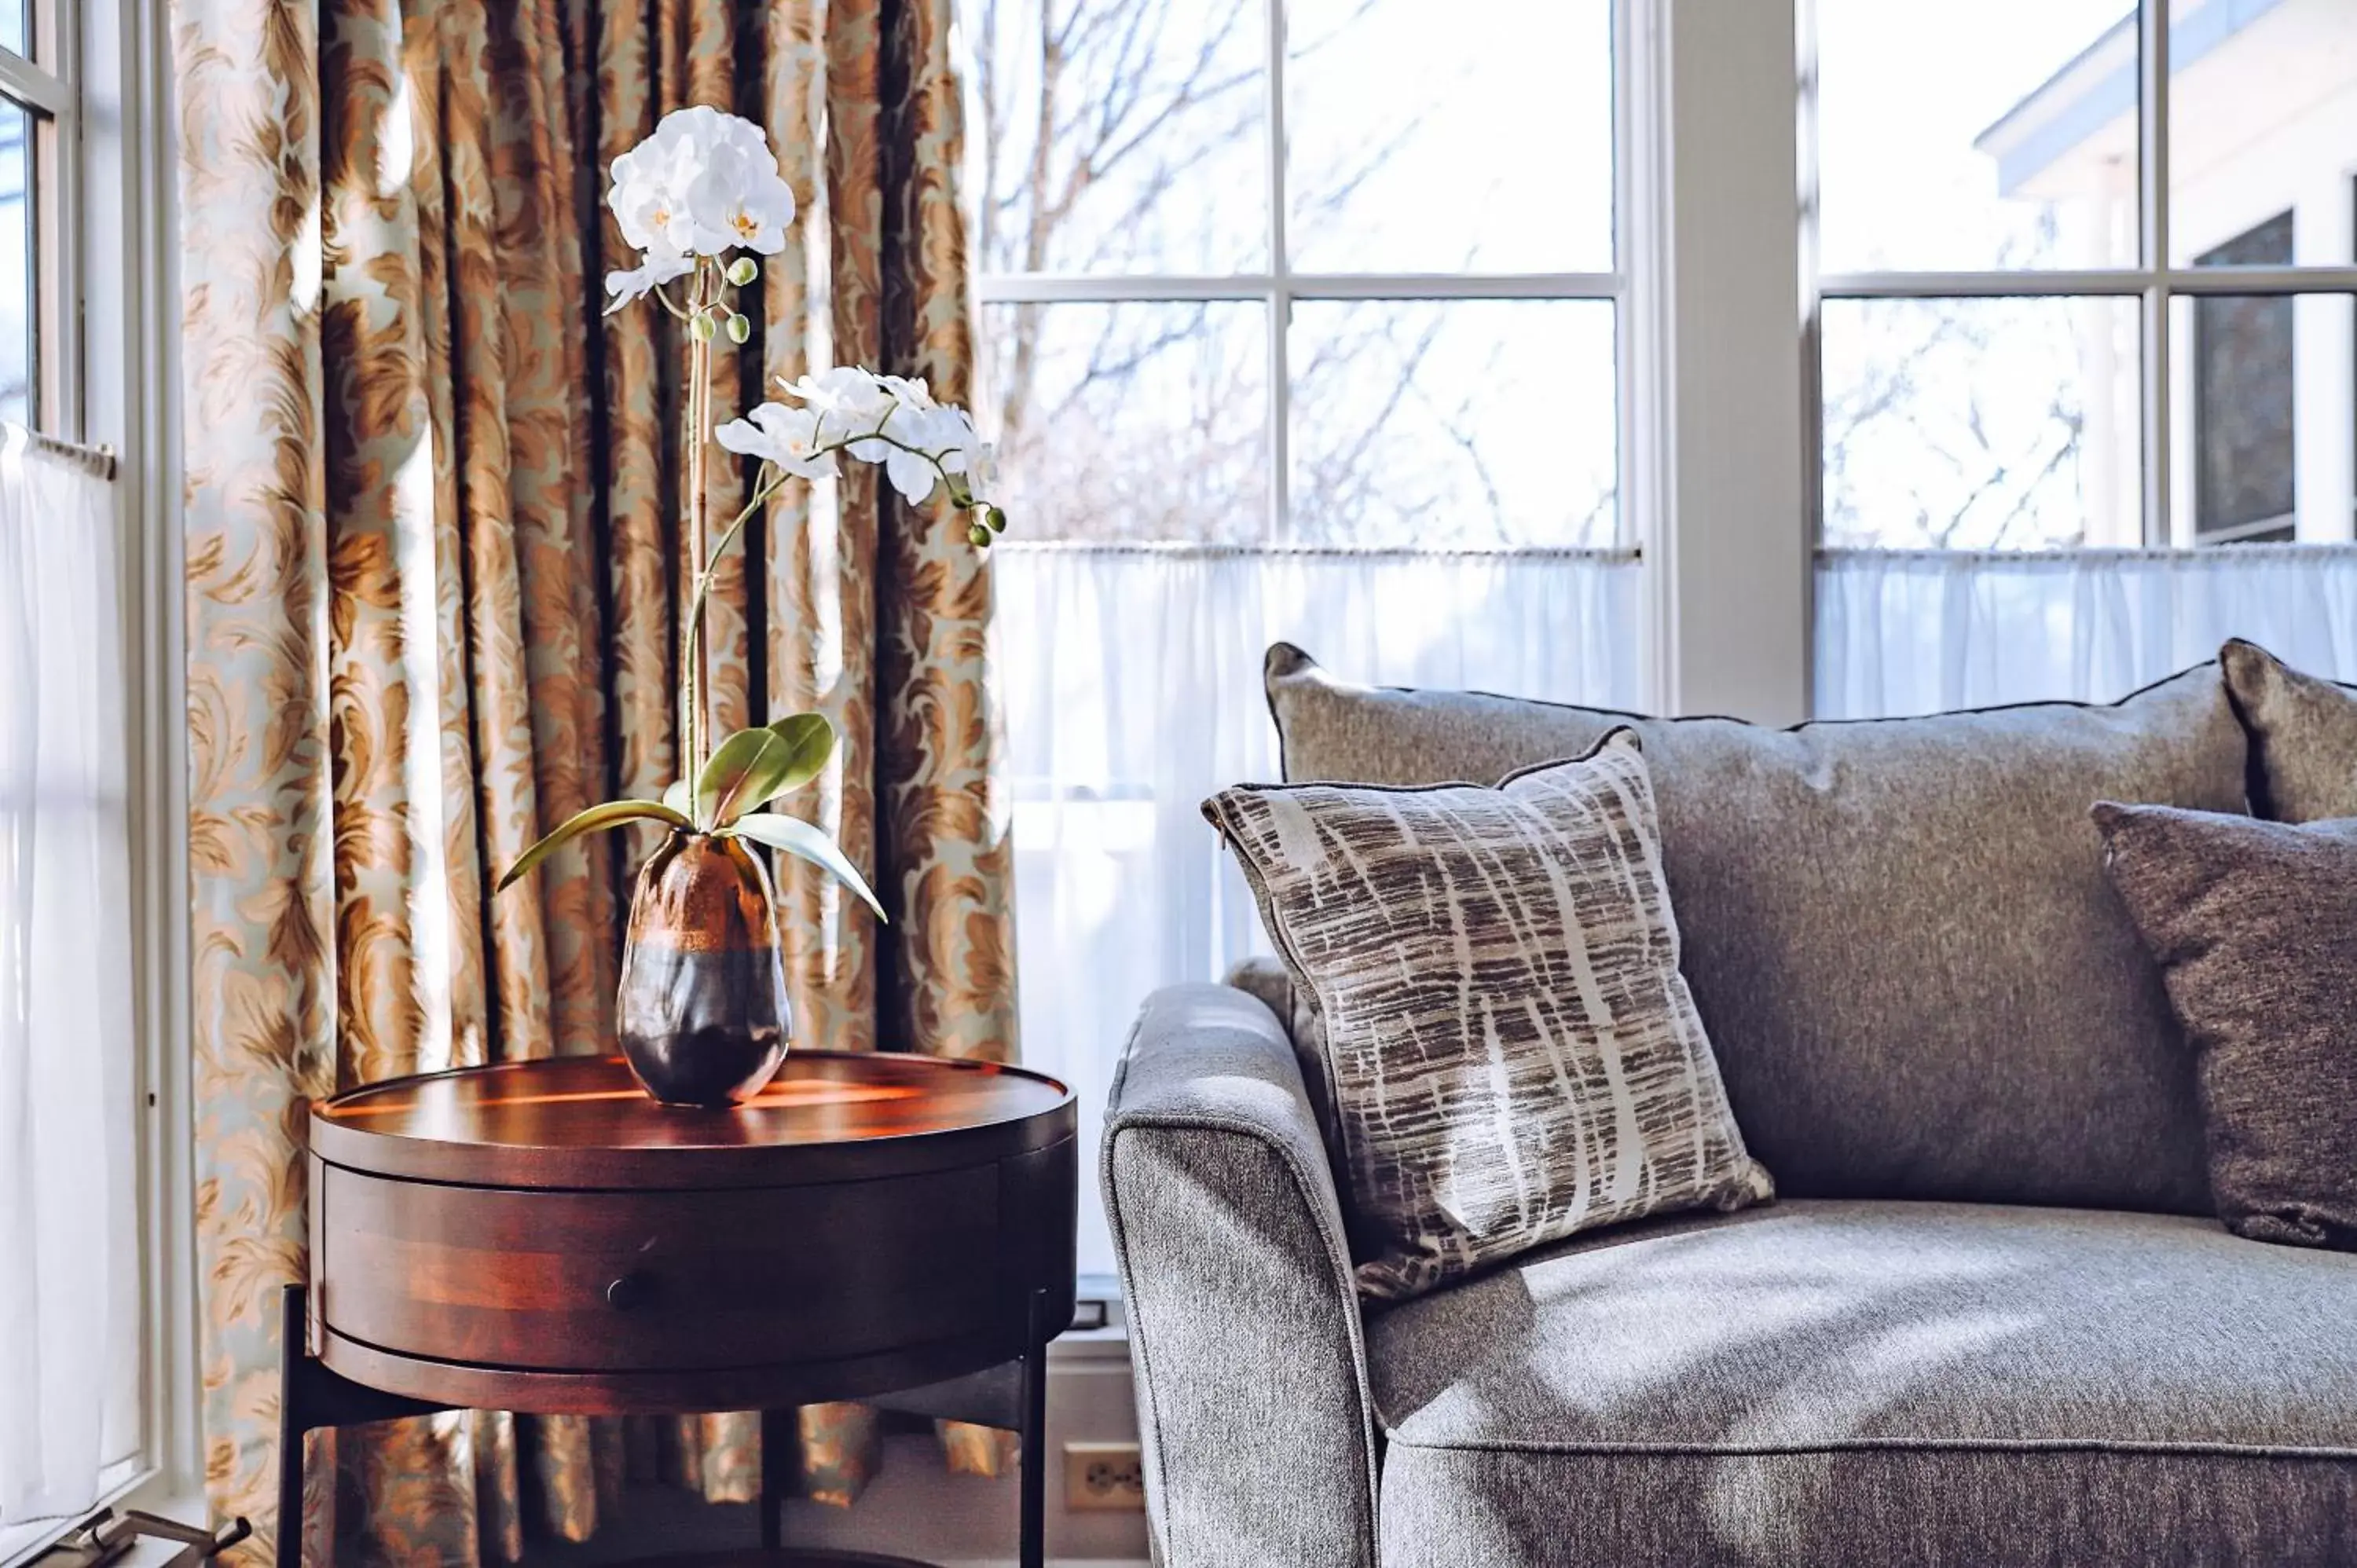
1799 1 2357 554
2 1 196 1559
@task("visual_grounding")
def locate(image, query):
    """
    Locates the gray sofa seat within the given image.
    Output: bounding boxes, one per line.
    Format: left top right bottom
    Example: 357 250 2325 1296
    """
1371 1200 2357 1567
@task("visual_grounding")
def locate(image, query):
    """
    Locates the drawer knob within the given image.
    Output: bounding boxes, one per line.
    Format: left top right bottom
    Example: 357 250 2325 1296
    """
606 1272 654 1312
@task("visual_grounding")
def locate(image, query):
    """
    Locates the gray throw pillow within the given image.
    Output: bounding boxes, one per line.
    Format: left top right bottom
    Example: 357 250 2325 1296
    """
2093 802 2357 1249
1265 642 2245 1215
1204 732 1773 1302
2221 639 2357 822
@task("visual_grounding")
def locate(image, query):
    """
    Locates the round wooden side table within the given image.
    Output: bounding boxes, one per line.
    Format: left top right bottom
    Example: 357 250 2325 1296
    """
285 1051 1077 1568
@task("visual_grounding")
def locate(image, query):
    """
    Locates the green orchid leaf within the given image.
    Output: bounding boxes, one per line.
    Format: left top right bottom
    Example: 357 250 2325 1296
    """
497 798 691 892
662 778 691 817
720 811 888 922
695 716 837 830
760 713 836 799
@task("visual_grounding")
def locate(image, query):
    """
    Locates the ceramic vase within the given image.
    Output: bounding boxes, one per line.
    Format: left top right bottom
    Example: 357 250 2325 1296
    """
616 832 790 1107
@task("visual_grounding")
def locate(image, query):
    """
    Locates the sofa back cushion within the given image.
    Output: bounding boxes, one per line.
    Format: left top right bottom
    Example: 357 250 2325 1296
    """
1264 643 2249 1213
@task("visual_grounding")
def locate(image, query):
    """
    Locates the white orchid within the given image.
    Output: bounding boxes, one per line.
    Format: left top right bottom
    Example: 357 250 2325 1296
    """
739 372 999 511
716 403 839 482
690 136 794 255
605 107 796 314
781 366 899 424
602 247 694 314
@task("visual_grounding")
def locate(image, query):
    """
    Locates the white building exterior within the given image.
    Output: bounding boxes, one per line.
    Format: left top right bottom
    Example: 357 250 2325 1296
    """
1980 0 2357 545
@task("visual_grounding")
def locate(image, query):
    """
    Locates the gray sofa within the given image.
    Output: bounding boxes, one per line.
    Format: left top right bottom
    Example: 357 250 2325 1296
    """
1102 646 2357 1567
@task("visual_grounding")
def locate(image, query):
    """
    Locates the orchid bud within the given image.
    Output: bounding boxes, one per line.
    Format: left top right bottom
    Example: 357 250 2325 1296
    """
984 504 1007 534
725 256 759 287
725 313 752 344
690 313 717 343
966 521 992 548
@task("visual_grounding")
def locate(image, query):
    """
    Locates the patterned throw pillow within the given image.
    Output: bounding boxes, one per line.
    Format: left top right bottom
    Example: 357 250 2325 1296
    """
1203 731 1774 1301
2094 802 2357 1249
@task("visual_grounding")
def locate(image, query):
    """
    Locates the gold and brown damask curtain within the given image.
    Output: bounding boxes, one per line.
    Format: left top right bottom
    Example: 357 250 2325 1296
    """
173 0 1014 1561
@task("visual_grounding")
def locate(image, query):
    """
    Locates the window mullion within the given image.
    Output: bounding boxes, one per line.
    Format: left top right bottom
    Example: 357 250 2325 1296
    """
2139 0 2171 546
1265 0 1290 544
971 272 1622 302
1816 269 2150 299
0 51 68 118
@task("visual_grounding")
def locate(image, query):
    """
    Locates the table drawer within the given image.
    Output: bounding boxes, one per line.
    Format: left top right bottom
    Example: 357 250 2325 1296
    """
315 1163 1000 1372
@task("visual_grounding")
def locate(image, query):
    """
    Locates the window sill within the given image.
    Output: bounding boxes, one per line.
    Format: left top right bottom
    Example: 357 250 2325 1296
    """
1 1461 196 1568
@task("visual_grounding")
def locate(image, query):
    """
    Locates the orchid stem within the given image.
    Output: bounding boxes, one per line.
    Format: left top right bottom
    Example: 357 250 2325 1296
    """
682 259 716 787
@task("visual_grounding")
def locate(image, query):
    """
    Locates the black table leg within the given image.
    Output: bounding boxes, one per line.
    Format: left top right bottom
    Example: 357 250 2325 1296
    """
273 1284 453 1568
275 1287 304 1568
1019 1289 1049 1568
761 1408 792 1550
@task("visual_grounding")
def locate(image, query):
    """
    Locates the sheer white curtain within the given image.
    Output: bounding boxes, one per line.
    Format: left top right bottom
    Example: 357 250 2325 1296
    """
994 543 1644 1273
1816 546 2357 718
0 430 140 1541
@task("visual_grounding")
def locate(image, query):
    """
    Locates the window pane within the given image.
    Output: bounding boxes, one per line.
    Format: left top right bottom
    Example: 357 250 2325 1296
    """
1821 296 2142 548
1285 0 1612 273
1288 300 1617 548
2168 291 2349 543
963 0 1268 275
0 4 21 58
982 301 1270 542
2169 0 2357 266
1816 1 2139 272
0 99 29 427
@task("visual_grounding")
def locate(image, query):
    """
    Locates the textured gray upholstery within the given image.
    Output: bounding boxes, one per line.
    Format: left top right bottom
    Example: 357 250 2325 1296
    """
1378 1447 2357 1567
1371 1200 2357 1566
1102 983 1379 1567
1220 955 1333 1152
1263 643 2245 1214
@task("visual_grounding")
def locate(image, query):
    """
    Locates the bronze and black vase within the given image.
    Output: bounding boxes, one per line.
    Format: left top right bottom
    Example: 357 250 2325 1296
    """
617 832 790 1108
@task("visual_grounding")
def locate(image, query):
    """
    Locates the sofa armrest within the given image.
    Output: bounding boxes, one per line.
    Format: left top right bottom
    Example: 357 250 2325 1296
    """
1102 984 1379 1568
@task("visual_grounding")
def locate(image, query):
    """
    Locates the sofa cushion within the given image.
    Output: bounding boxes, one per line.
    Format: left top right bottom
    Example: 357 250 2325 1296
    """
1204 735 1772 1300
1265 643 2246 1214
1369 1200 2357 1566
2095 803 2357 1250
2222 638 2357 822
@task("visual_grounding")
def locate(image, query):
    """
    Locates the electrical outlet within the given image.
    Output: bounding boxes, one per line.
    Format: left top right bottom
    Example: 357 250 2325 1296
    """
1063 1440 1146 1512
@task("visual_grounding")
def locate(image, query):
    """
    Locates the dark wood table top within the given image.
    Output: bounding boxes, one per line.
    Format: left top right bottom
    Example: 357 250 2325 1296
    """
310 1051 1073 1190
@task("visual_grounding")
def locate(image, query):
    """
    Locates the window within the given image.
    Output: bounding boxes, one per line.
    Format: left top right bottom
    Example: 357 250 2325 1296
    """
964 0 1636 1280
1809 0 2357 551
0 4 185 1561
0 5 72 433
967 0 1626 549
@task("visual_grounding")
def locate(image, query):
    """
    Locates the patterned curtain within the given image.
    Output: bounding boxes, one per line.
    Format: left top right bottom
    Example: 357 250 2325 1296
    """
172 1 1016 1563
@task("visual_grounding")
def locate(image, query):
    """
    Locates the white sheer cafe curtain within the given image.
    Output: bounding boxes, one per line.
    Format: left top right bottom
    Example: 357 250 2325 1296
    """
992 542 1644 1275
1816 545 2357 716
0 427 140 1541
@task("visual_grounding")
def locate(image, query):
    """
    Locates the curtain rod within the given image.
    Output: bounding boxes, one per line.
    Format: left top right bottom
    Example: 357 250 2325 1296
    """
1816 542 2357 564
6 423 117 479
992 540 1641 562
